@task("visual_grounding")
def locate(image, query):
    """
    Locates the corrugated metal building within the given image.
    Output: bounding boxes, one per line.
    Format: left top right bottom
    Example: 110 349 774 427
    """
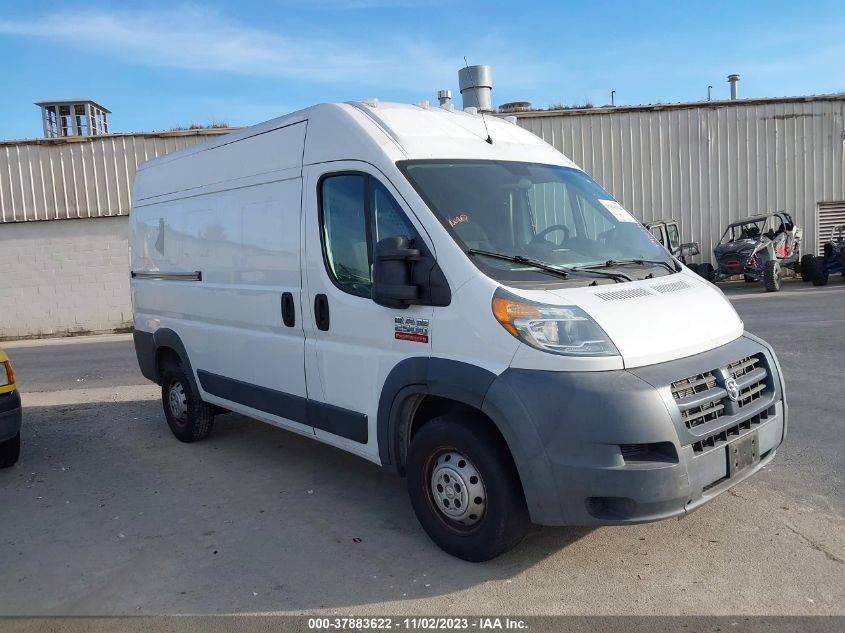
0 129 231 339
0 130 230 223
511 94 845 258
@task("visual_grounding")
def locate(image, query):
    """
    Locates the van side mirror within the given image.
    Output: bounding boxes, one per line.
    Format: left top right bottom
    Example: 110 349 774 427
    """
372 236 422 308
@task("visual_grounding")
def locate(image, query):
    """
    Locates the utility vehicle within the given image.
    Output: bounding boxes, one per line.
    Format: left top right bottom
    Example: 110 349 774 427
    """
808 223 845 286
712 212 802 291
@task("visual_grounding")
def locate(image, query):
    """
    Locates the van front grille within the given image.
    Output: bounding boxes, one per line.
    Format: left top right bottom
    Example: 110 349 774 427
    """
671 371 724 428
670 354 770 431
691 405 775 453
728 355 767 408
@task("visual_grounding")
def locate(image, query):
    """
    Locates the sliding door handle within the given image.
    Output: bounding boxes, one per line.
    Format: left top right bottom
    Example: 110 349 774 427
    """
281 292 295 327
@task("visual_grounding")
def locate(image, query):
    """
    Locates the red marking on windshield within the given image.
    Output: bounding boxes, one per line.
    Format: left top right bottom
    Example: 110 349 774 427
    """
449 214 469 228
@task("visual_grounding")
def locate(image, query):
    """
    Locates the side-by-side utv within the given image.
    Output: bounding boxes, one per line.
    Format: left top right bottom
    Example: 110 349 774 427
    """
712 212 802 292
808 224 845 286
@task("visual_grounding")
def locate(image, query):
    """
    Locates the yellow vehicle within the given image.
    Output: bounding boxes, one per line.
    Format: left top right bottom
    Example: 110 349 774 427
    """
0 348 21 468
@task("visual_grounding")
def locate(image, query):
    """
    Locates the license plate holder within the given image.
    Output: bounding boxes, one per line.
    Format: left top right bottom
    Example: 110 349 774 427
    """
728 430 760 477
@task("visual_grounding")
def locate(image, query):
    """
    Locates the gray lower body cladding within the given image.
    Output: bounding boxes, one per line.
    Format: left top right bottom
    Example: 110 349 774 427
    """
482 334 786 526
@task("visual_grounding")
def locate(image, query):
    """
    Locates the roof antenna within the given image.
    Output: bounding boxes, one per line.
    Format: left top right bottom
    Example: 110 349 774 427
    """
463 56 493 144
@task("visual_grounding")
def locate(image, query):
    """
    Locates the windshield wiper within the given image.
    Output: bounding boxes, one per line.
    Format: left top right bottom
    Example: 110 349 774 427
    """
574 259 677 274
467 249 628 283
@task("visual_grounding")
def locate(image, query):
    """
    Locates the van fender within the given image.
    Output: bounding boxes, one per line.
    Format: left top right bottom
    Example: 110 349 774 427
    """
133 328 198 391
377 356 555 523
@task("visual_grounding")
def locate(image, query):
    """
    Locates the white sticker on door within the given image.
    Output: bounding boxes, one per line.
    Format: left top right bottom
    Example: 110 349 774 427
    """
599 199 637 223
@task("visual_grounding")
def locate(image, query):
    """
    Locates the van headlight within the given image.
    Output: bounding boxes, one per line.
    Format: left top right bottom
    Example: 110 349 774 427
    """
492 288 618 356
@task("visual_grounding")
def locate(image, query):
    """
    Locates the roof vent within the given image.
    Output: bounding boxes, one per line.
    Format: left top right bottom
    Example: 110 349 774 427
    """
728 74 740 100
458 64 494 113
437 89 452 107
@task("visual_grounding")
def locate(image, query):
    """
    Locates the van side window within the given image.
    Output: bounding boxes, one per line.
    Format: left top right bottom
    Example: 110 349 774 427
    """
320 175 372 297
320 174 417 299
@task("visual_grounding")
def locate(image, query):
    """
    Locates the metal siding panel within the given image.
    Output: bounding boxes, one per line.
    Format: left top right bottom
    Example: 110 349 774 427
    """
514 97 844 262
0 132 223 223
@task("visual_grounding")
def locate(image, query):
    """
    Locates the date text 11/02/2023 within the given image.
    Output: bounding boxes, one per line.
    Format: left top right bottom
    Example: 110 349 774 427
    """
307 617 528 630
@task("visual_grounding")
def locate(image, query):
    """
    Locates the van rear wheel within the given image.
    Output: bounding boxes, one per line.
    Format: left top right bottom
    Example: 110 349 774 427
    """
406 414 529 562
161 366 214 443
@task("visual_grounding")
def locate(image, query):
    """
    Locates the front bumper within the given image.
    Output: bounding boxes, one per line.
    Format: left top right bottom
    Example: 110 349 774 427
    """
0 389 22 442
482 334 786 526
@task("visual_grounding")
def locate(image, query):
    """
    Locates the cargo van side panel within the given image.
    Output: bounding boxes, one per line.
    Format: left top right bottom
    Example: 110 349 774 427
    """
131 122 311 434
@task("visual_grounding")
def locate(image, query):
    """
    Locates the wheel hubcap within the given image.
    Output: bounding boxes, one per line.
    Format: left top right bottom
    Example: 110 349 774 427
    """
430 451 486 526
168 381 188 422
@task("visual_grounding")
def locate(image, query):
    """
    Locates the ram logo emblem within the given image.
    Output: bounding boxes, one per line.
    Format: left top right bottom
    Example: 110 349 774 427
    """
725 378 740 402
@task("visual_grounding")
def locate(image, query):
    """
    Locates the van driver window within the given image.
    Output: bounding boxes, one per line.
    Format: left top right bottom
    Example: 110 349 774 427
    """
321 175 371 297
320 174 416 298
371 180 414 243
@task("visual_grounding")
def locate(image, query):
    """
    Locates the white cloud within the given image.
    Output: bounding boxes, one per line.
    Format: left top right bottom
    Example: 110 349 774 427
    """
0 7 546 92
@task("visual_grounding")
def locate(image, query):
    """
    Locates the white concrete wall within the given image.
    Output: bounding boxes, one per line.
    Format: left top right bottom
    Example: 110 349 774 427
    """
0 216 131 340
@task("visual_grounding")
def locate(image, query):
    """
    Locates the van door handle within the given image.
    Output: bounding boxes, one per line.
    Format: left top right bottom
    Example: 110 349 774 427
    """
281 292 295 327
314 294 330 331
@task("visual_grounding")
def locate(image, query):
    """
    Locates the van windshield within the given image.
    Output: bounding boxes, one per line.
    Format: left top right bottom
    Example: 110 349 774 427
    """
398 160 673 282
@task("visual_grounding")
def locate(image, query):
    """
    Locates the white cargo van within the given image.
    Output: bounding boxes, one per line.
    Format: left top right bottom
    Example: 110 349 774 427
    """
130 101 786 561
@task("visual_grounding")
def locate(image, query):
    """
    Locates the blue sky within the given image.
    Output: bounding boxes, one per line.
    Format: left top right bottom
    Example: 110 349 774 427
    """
1 0 843 139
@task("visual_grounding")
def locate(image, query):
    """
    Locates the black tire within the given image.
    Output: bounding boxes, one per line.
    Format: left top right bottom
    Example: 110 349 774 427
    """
0 433 21 468
763 259 781 292
161 366 214 442
800 254 815 281
810 256 829 286
697 262 715 282
686 263 699 274
406 414 529 562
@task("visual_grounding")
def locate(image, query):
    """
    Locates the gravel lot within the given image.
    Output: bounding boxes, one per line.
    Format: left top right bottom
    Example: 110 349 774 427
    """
1 278 844 616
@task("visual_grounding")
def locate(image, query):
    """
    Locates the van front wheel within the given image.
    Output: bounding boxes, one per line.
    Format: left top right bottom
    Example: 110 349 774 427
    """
406 414 529 562
161 367 214 443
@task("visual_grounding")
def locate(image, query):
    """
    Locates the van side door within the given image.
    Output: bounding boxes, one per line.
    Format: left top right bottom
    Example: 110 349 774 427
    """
301 163 435 461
